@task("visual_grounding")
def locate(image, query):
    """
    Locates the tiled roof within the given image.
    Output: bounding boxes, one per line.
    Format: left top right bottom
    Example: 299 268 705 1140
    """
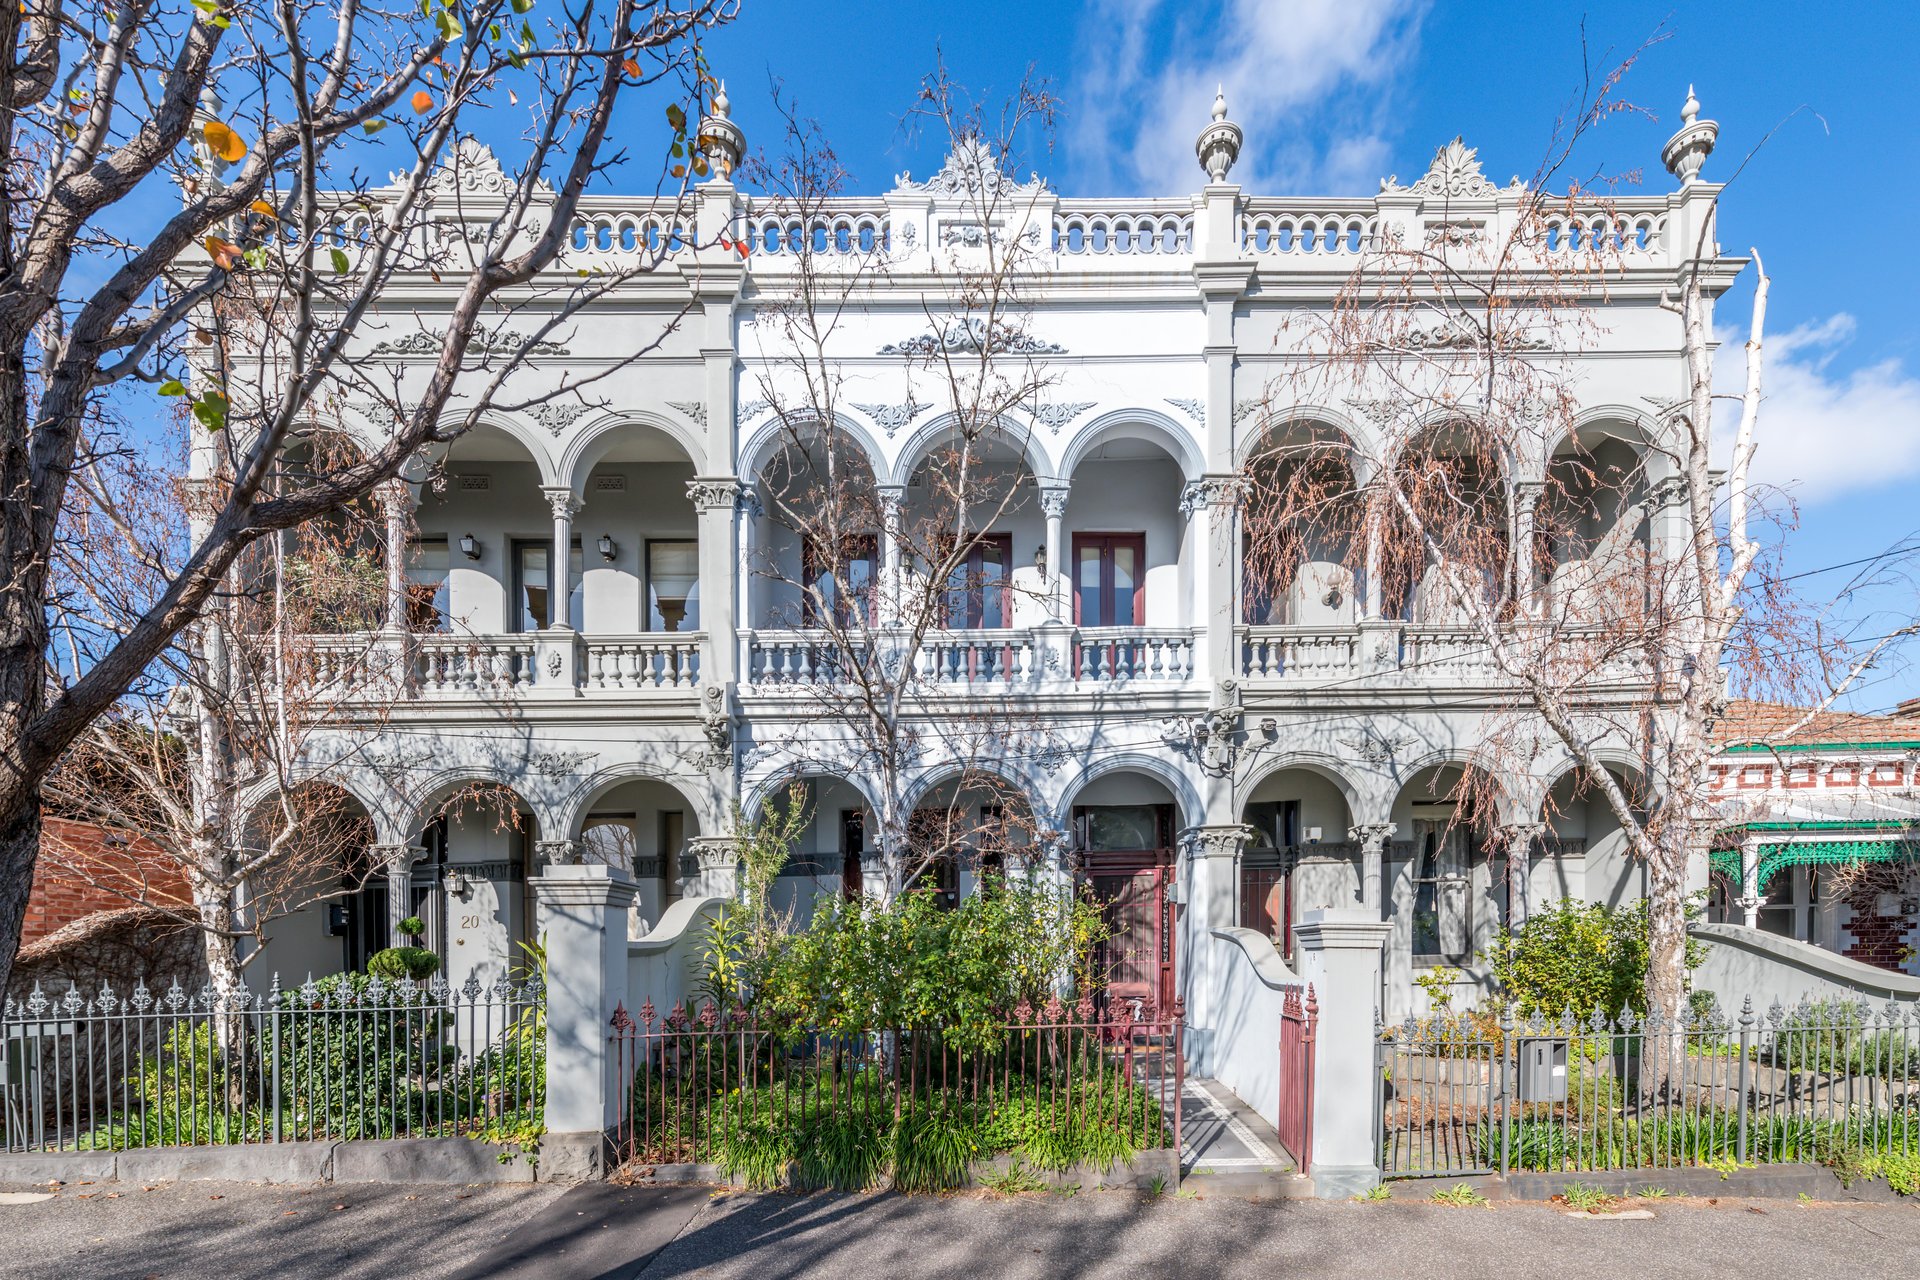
1716 699 1920 749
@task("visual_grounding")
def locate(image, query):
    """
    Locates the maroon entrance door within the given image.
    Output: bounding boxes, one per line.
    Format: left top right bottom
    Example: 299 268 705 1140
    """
1077 803 1176 1020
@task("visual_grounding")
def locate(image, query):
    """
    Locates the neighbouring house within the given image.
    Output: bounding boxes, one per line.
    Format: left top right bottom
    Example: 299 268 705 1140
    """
24 818 190 949
172 86 1909 1024
1705 699 1920 976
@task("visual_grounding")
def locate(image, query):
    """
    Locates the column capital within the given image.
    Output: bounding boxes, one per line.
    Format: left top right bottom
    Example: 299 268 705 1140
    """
1187 823 1256 859
687 476 745 511
1512 479 1546 511
686 834 739 871
535 838 579 867
542 486 583 520
1037 482 1071 519
370 842 422 873
376 478 418 512
1494 821 1548 845
1347 822 1397 851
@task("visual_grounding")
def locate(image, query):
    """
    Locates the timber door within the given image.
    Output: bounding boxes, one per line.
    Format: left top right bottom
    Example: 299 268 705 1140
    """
1077 803 1176 1019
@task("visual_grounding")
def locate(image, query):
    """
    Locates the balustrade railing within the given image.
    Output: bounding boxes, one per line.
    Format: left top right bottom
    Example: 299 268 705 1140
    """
1238 626 1363 681
581 634 702 691
412 634 540 694
1241 204 1378 257
916 630 1035 686
1052 203 1193 256
1073 627 1196 683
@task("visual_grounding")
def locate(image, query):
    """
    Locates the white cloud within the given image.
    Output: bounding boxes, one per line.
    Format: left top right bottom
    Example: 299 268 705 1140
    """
1714 313 1920 505
1066 0 1425 194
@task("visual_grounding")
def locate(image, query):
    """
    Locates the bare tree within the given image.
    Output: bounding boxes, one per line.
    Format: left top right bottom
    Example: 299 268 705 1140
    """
742 66 1064 900
1238 69 1908 1031
0 0 742 1001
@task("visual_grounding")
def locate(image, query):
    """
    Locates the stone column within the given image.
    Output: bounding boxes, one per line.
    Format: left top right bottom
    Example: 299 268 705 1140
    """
1513 481 1544 617
1038 483 1070 622
1195 475 1242 685
1362 510 1383 621
688 478 743 689
377 480 415 633
1739 834 1762 929
1496 822 1546 929
542 487 582 630
374 843 422 945
876 483 906 625
1294 909 1392 1198
1347 822 1396 916
532 863 636 1181
687 835 740 902
1184 824 1253 1034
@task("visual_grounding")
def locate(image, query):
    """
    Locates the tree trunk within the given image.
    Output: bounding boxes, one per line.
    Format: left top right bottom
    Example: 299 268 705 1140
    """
1643 834 1691 1090
0 792 41 1008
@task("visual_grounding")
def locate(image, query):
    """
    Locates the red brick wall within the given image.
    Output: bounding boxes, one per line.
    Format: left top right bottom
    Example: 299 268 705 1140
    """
1843 891 1919 975
22 818 188 946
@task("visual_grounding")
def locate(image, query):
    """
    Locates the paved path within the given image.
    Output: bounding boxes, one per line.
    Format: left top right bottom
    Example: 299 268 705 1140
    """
2 1180 1917 1279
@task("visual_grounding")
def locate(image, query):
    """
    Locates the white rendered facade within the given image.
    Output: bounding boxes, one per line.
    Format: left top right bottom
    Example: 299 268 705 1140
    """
226 95 1772 1016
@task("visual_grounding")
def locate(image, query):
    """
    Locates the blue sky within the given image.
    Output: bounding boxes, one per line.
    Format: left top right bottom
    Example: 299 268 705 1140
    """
702 0 1920 708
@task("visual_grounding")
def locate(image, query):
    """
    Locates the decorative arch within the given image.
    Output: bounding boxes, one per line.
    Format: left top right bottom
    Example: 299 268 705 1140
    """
560 409 705 495
397 768 540 839
430 412 561 488
1058 408 1204 483
1238 750 1370 819
739 763 879 825
736 408 887 489
1236 405 1371 471
897 758 1040 821
235 771 400 847
890 412 1058 488
558 764 715 840
1389 745 1519 824
1052 751 1204 834
1544 406 1675 486
1530 751 1658 825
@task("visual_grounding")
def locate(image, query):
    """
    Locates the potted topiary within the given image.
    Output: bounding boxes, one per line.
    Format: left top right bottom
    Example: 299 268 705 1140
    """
367 915 440 983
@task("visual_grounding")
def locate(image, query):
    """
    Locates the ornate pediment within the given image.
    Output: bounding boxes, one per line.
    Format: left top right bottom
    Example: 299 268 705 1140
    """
894 137 1047 200
405 137 554 201
1381 137 1517 200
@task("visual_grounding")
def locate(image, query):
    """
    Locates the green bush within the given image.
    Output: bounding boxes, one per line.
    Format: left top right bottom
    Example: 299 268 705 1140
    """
366 946 441 981
1486 900 1704 1019
274 973 453 1139
709 878 1109 1052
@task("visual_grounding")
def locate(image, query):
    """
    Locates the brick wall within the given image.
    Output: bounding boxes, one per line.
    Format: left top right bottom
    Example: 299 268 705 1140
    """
1840 888 1920 976
22 818 188 947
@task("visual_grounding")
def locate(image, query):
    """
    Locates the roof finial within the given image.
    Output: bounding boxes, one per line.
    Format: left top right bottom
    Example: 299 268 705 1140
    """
1195 85 1242 184
1661 83 1717 186
698 79 745 180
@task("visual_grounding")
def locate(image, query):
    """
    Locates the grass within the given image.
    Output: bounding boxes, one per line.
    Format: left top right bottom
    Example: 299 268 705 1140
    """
979 1160 1049 1195
1560 1181 1614 1212
1430 1183 1489 1207
1636 1185 1671 1199
1353 1184 1393 1203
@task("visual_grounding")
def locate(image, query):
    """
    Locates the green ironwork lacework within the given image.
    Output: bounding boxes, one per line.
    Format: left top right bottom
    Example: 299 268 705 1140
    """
1709 839 1920 891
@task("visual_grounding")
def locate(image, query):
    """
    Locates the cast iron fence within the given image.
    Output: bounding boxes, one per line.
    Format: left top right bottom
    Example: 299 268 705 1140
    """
1377 997 1920 1178
2 973 543 1153
610 994 1183 1190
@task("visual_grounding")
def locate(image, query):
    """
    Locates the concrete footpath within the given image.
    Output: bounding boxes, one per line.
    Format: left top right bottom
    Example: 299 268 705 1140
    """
1 1179 1918 1279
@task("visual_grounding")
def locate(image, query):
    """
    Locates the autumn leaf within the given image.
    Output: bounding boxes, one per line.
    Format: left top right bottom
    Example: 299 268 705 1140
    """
622 59 639 78
203 236 242 269
201 119 247 163
665 103 685 131
249 199 278 220
411 89 434 114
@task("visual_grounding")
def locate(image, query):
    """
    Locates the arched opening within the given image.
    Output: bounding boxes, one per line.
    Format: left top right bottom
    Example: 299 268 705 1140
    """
572 422 702 638
746 772 873 929
572 775 706 936
1540 424 1653 621
1062 768 1189 1018
1539 764 1651 911
414 424 555 635
898 429 1044 632
243 781 379 978
1387 763 1501 993
1240 420 1364 627
905 769 1040 907
406 780 537 994
750 423 883 630
1060 432 1188 645
1239 765 1359 961
1383 422 1509 624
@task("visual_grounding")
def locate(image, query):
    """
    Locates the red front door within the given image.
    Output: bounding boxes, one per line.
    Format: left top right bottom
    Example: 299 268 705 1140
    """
1077 803 1176 1020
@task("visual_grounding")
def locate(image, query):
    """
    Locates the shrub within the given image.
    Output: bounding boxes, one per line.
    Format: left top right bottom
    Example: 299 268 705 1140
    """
274 973 453 1139
366 946 441 981
1486 900 1703 1019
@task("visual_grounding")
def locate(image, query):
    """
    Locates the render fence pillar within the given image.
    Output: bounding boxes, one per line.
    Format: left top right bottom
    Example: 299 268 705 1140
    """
1183 824 1252 1065
533 863 636 1182
1294 908 1391 1198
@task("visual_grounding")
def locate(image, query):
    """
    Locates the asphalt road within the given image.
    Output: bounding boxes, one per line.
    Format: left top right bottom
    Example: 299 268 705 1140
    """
1 1180 1917 1279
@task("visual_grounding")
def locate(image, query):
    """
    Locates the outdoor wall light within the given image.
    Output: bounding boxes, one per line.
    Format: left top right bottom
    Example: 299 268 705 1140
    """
459 532 481 560
1035 545 1049 580
445 868 470 898
598 533 617 561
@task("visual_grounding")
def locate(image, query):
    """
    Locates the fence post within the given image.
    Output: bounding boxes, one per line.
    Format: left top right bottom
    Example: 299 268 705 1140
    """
532 863 637 1183
1736 996 1754 1164
1294 909 1392 1198
1499 1003 1514 1178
